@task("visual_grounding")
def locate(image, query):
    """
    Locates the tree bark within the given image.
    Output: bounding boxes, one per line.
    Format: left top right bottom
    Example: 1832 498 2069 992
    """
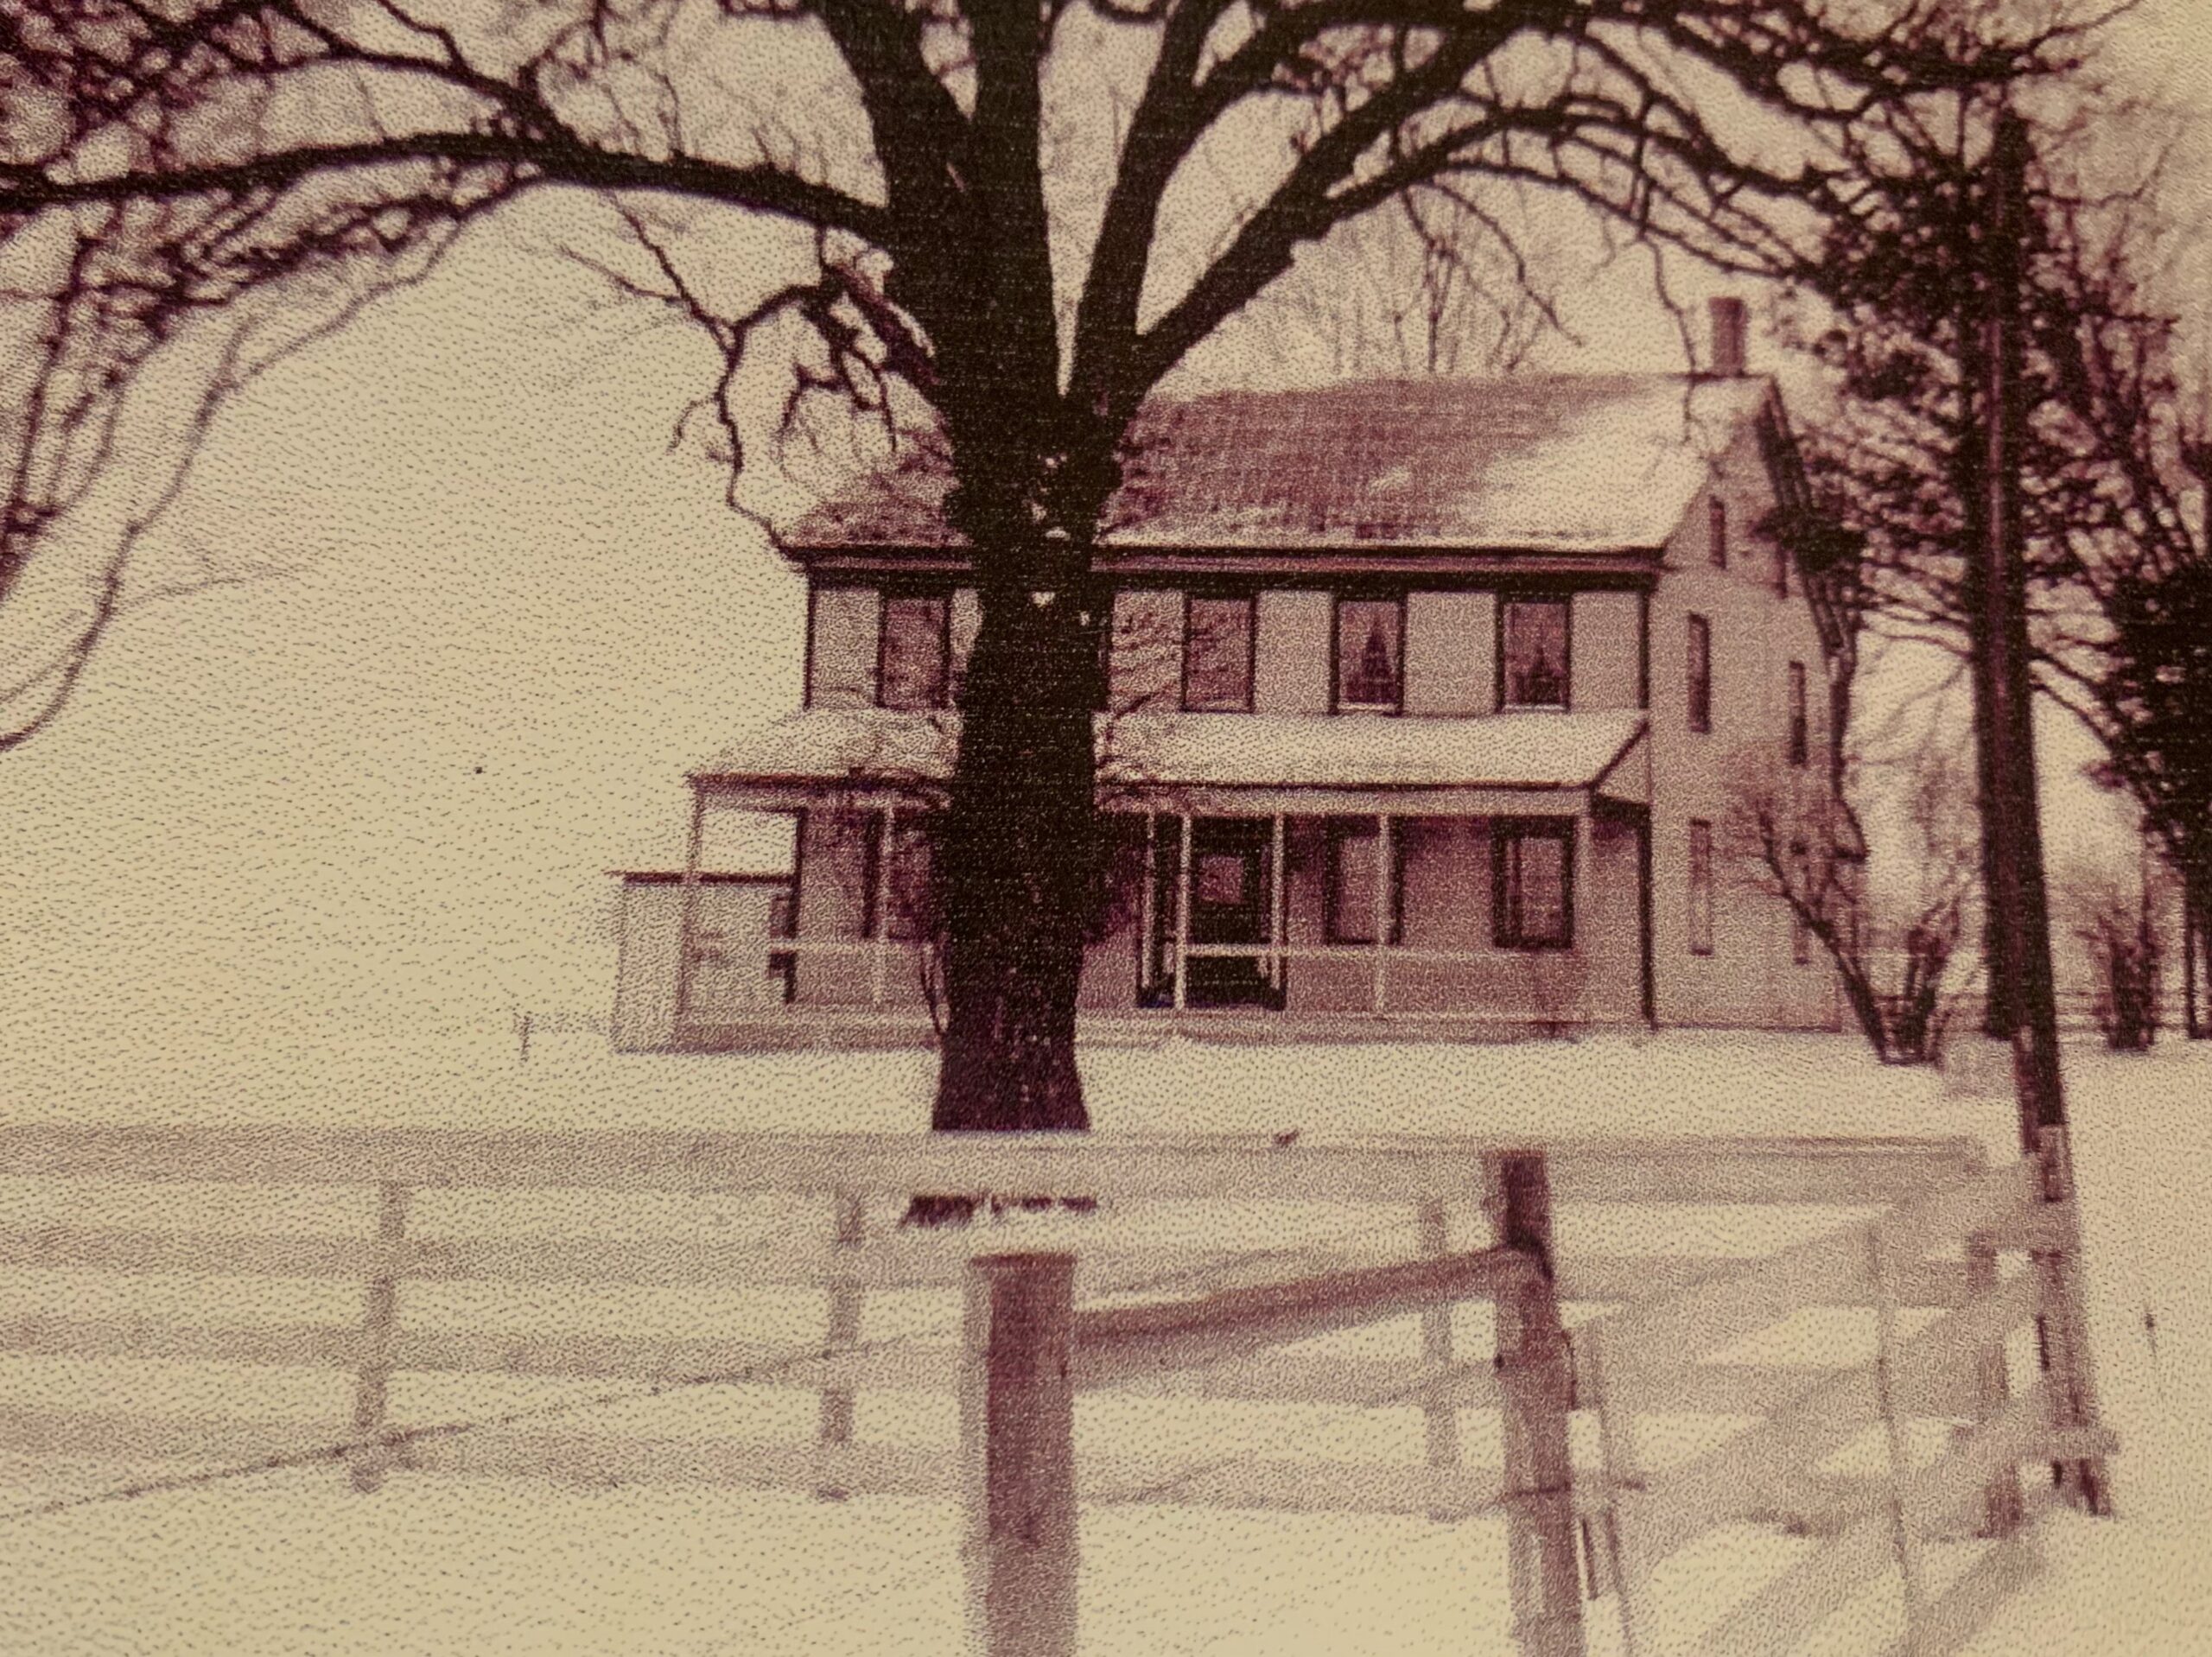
2183 869 2210 1039
929 572 1101 1136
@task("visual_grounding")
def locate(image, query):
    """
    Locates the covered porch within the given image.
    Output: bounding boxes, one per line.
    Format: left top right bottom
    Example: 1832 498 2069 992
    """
613 708 1653 1051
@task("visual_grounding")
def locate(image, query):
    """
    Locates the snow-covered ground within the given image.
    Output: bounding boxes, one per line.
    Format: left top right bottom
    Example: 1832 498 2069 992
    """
0 1028 2200 1655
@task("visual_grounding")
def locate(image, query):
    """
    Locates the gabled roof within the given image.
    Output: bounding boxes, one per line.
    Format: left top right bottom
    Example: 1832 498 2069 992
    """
790 373 1777 556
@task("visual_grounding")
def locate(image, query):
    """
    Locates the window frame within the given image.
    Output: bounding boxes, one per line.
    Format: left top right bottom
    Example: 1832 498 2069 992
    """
1179 590 1258 713
859 811 936 943
1331 593 1408 714
875 588 954 711
1787 660 1809 767
1686 613 1713 734
1323 816 1407 945
1496 593 1573 710
1491 817 1577 951
1687 818 1715 956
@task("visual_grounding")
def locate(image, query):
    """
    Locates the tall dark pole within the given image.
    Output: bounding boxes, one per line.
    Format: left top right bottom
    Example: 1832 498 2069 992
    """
1974 108 2110 1514
1975 111 2068 1150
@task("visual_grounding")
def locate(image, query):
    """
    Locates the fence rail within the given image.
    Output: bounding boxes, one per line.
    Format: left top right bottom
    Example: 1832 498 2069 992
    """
0 1123 2104 1656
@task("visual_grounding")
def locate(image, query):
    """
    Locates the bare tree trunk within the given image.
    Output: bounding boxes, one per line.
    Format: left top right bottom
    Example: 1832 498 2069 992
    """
2183 869 2210 1039
1834 957 1894 1063
930 575 1099 1137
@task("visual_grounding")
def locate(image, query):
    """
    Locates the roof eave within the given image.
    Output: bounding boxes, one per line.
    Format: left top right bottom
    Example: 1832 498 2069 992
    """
782 542 1670 575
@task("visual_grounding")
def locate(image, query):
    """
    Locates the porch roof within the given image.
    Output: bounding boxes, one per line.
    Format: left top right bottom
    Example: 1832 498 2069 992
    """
694 708 1647 802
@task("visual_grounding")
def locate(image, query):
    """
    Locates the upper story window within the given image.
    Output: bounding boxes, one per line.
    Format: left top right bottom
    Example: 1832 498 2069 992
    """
1500 597 1570 708
878 593 950 710
1334 596 1404 713
1709 497 1728 568
1775 544 1791 599
1493 819 1574 949
1787 661 1809 766
1183 594 1255 712
1686 614 1713 733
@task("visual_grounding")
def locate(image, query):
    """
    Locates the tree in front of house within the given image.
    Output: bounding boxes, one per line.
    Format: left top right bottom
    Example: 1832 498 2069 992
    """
0 0 2091 1135
1723 743 1980 1064
1780 62 2212 1044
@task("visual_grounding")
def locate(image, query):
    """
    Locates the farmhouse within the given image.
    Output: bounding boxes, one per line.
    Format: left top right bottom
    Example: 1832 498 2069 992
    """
613 299 1859 1051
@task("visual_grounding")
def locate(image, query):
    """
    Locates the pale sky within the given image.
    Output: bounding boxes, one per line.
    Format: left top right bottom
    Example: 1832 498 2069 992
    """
0 4 2203 1091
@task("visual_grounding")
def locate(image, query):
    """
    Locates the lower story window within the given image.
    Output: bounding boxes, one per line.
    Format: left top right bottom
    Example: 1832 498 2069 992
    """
860 812 936 942
1493 820 1574 949
1325 818 1405 944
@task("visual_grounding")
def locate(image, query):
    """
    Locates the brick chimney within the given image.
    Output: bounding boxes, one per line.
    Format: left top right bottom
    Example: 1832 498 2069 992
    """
1708 295 1748 377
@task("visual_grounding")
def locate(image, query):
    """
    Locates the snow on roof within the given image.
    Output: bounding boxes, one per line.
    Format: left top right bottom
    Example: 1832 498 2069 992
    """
790 374 1773 554
697 708 1647 793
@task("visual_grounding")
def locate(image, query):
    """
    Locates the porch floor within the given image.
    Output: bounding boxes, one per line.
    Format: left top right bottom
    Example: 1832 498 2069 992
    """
667 1007 1645 1053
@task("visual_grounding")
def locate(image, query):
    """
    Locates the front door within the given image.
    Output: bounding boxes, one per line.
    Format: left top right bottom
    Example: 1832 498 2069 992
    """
1185 819 1279 1008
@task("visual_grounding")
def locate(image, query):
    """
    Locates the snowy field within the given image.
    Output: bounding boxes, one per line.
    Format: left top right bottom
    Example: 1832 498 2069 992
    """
0 1028 2202 1656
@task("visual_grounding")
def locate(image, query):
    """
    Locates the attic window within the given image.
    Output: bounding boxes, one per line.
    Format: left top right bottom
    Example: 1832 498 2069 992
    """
1710 497 1728 568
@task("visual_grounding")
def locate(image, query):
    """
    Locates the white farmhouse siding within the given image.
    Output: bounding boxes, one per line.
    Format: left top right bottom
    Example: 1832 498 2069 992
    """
1404 592 1495 714
1570 591 1641 711
1110 588 1182 712
1587 813 1645 1021
613 879 790 1049
1254 590 1332 714
1647 439 1840 1033
807 587 879 709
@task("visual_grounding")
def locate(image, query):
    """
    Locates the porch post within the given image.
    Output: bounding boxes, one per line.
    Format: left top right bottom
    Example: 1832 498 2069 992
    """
1140 812 1158 997
1373 813 1394 1014
871 802 897 1006
1269 814 1287 992
1573 809 1594 1027
672 782 709 1024
1173 813 1193 1011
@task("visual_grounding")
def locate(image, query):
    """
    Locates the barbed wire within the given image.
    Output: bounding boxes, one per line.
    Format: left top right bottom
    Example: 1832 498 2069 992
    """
672 1209 1483 1657
0 1201 1427 1541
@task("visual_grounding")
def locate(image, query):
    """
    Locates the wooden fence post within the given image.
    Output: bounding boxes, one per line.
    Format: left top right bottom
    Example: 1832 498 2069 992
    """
350 1180 410 1494
963 1253 1077 1657
1488 1152 1586 1657
817 1190 866 1500
1867 1222 1928 1641
1583 1325 1647 1657
1965 1240 2024 1539
2031 1127 2113 1515
1419 1199 1462 1518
